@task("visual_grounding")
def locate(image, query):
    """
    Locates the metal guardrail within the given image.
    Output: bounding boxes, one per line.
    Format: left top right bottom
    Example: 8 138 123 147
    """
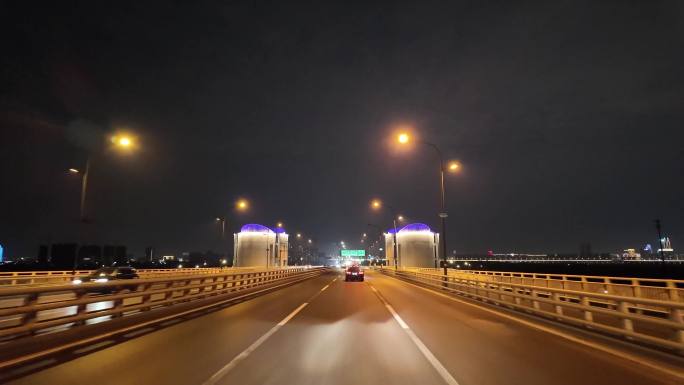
413 268 684 303
0 267 324 340
381 267 684 354
0 267 259 286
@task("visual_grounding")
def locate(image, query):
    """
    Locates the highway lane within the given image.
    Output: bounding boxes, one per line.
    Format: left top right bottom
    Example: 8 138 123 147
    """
2 269 680 385
1 273 337 385
208 270 450 385
366 270 679 385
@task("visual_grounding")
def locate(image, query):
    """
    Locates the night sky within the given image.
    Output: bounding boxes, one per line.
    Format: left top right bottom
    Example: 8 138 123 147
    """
1 1 683 258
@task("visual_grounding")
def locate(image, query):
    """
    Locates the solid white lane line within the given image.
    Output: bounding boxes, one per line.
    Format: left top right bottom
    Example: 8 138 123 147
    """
370 284 460 385
320 284 330 292
385 304 410 330
385 275 684 381
203 302 309 385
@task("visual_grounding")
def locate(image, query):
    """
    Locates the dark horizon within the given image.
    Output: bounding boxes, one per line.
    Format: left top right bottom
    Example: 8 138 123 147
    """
2 1 683 259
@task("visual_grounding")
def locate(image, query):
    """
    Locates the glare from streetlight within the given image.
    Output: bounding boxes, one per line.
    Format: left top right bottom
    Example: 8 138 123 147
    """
448 161 461 173
397 215 404 221
111 134 135 148
236 199 249 211
296 233 302 238
69 168 80 174
276 221 283 228
363 233 367 237
215 217 221 221
398 133 409 144
308 239 312 244
371 199 382 210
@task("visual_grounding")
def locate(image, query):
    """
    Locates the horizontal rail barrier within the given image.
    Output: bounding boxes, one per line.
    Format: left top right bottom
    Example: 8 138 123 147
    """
412 267 684 303
0 267 325 341
0 267 262 286
380 267 684 354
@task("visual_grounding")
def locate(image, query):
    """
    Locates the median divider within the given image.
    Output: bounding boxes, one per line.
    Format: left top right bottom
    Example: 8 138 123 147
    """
379 267 684 355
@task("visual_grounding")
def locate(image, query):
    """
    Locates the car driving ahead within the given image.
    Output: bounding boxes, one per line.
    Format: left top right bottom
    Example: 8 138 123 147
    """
344 265 364 281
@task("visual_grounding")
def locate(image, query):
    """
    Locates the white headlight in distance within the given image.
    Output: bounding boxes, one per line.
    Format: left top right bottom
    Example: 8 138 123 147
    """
72 279 83 285
94 278 109 283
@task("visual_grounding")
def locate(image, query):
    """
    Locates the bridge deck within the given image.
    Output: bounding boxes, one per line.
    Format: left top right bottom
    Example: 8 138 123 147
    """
1 270 678 385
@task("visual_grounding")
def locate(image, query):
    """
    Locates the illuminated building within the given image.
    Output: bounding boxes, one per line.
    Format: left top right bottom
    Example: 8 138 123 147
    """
385 223 439 268
233 224 288 267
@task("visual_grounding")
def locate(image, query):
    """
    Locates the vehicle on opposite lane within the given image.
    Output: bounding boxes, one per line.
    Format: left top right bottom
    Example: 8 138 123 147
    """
345 265 364 281
72 266 140 293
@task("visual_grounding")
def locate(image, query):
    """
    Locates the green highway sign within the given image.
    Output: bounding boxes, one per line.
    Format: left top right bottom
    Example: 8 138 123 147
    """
341 249 365 257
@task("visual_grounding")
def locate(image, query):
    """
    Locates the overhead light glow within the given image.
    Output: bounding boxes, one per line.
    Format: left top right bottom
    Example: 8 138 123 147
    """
236 199 249 211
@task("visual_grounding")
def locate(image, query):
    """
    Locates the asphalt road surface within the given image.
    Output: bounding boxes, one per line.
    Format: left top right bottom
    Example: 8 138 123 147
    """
2 270 678 385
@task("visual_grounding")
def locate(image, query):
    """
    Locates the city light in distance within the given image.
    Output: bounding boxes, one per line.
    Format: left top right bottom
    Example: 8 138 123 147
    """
371 199 382 210
68 168 79 174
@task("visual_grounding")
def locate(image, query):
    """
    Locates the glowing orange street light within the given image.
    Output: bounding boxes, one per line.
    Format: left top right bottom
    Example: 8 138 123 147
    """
448 161 461 173
118 137 131 147
390 128 462 275
111 134 135 149
369 198 399 270
236 199 249 211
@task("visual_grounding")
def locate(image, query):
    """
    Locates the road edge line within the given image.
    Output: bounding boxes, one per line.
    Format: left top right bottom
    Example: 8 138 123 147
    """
382 272 684 381
368 282 461 385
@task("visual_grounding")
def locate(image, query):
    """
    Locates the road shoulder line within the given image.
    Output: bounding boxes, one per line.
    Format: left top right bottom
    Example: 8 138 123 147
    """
380 272 684 382
368 282 460 385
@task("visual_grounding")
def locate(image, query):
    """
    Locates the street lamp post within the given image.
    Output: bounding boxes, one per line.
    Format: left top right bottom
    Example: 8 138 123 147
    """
219 199 250 267
68 133 137 275
215 217 227 267
420 141 449 275
274 222 284 268
396 133 460 277
371 200 400 270
78 157 90 223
